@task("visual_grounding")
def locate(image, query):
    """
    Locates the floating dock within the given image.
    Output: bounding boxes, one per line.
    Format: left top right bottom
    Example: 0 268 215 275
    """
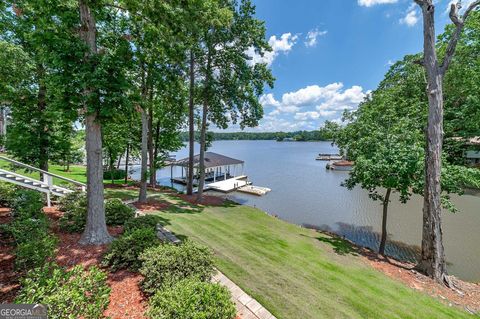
237 185 271 196
205 175 251 193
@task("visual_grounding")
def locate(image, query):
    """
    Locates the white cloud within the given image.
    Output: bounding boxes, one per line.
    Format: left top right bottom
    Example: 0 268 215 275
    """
282 83 343 106
247 33 298 66
315 85 366 112
259 82 366 121
358 0 398 7
294 111 320 121
259 93 280 108
400 8 419 26
304 29 327 48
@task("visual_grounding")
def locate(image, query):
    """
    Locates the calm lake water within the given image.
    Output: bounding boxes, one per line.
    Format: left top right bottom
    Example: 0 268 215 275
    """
133 140 480 282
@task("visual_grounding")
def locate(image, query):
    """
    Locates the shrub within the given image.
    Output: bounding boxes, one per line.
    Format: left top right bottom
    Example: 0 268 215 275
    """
139 240 214 294
12 189 44 220
103 169 126 181
16 263 110 319
15 234 57 271
147 279 236 319
105 198 135 226
123 214 163 233
102 228 160 271
58 192 87 233
58 191 86 213
5 215 49 244
59 195 134 232
0 182 16 207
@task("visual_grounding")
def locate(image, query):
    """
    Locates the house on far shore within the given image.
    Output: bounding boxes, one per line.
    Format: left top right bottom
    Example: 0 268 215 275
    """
451 136 480 168
466 151 480 167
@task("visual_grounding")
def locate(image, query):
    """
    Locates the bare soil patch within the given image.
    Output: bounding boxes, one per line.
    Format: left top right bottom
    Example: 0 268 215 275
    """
362 249 480 314
178 194 226 206
132 199 170 212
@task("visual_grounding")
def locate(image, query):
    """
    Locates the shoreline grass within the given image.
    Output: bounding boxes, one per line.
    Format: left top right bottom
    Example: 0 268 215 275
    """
148 200 472 319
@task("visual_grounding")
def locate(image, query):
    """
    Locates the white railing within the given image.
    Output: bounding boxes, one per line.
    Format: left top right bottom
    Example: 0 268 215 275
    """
0 156 86 206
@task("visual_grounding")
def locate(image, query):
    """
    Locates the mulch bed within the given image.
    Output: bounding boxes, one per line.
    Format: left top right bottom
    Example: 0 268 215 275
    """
0 207 19 303
44 207 149 318
132 199 170 212
104 270 147 319
361 248 480 314
177 194 226 206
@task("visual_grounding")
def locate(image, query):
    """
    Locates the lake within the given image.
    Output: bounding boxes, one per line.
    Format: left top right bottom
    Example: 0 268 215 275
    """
132 140 480 282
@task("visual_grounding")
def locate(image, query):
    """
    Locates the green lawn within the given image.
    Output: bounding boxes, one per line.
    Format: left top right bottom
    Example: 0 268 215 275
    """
147 200 472 319
1 159 473 318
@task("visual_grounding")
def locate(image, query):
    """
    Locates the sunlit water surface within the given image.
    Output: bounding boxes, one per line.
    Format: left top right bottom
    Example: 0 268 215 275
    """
131 140 480 281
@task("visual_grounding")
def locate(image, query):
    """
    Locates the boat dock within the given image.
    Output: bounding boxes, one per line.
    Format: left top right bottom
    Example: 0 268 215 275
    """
205 175 251 193
170 152 270 196
316 153 343 161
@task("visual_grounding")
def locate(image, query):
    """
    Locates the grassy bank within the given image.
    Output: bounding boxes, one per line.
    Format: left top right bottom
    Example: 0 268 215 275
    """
144 194 471 319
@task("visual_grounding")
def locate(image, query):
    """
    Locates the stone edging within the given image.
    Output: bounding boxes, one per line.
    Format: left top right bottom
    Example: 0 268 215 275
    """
212 270 277 319
124 196 276 319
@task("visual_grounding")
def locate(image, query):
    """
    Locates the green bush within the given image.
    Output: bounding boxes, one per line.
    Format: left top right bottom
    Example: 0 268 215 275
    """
102 228 160 271
139 240 215 294
12 189 44 220
16 263 110 319
105 198 135 226
15 234 57 271
59 195 134 232
123 214 162 233
147 278 236 319
103 169 126 181
4 215 49 244
58 192 87 233
0 182 16 207
58 191 86 213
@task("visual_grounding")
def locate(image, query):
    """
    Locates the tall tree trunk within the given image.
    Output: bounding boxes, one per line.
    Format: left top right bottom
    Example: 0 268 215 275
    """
139 107 148 202
116 153 122 170
138 61 148 202
414 0 480 285
187 50 195 195
196 101 208 201
196 50 211 201
124 143 129 184
154 120 160 163
148 105 155 187
379 188 391 256
78 0 112 245
415 0 446 282
36 64 49 175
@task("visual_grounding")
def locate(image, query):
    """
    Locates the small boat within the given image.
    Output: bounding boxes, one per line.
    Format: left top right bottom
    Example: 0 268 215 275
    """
316 153 343 161
326 160 354 171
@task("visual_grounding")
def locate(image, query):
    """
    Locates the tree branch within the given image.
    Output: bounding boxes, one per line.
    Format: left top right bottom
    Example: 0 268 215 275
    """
440 0 480 75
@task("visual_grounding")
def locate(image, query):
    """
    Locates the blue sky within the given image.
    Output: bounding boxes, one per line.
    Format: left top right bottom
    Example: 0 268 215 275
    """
233 0 468 132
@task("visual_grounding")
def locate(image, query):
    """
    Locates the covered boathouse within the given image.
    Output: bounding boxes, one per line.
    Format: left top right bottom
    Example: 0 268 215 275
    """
170 152 245 187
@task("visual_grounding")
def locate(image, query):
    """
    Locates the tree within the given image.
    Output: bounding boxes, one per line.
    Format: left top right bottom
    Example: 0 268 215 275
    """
413 0 480 284
337 83 424 256
195 0 274 200
0 6 76 173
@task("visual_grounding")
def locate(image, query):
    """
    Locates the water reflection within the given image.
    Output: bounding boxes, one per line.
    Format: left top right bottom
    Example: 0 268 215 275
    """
131 140 480 281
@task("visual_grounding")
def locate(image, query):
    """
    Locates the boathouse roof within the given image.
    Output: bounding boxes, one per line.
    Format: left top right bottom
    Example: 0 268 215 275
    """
173 152 244 168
